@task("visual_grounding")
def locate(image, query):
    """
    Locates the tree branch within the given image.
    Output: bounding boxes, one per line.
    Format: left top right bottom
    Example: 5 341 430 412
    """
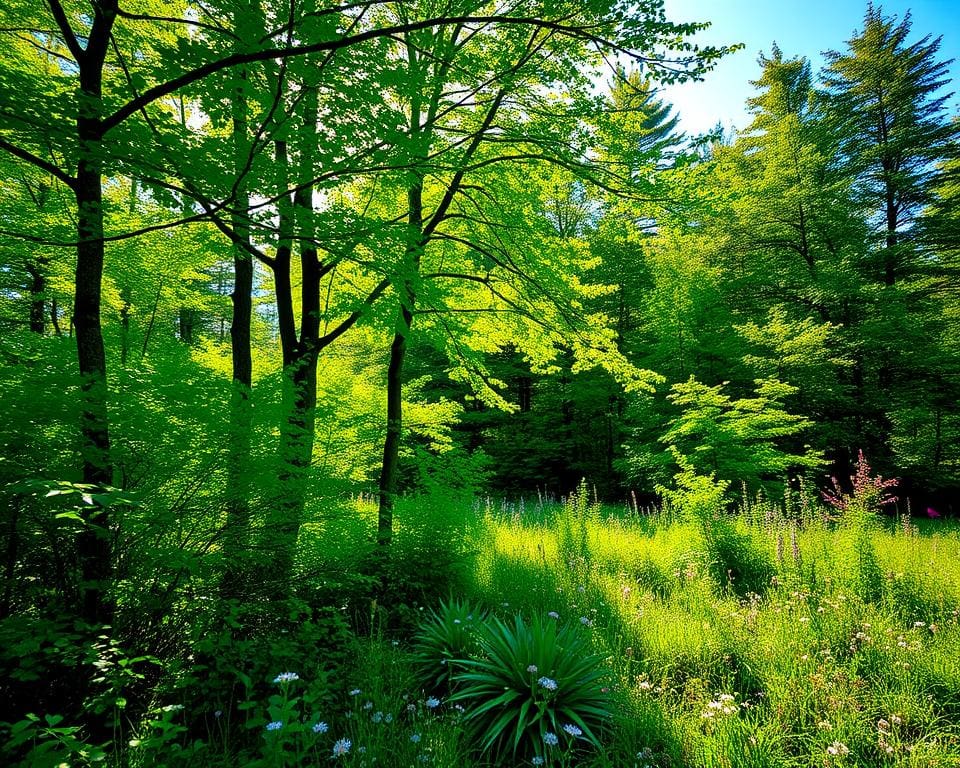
100 14 629 134
0 138 76 190
45 0 85 61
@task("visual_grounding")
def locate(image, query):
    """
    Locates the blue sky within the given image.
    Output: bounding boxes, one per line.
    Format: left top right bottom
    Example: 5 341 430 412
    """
658 0 960 137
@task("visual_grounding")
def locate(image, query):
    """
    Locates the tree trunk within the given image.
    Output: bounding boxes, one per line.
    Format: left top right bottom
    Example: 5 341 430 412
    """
221 29 254 595
378 183 424 547
26 262 45 334
72 3 117 626
264 66 323 592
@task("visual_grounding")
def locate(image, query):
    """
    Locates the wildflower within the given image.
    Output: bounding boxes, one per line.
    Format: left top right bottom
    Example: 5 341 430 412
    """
538 676 558 691
826 741 849 756
425 696 441 709
406 703 417 713
214 710 222 718
563 724 583 738
363 701 374 710
332 738 351 757
913 621 926 628
313 721 329 734
579 616 592 626
349 688 361 696
265 721 283 732
410 733 421 743
273 672 299 684
385 713 394 723
371 711 383 723
532 758 545 766
877 719 889 732
543 732 559 746
547 611 560 619
638 681 652 691
527 664 539 674
453 619 461 624
161 704 184 712
891 714 902 725
818 720 832 731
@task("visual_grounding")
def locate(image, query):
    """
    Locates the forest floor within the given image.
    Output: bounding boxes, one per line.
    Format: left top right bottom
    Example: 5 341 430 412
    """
7 498 960 768
220 497 960 768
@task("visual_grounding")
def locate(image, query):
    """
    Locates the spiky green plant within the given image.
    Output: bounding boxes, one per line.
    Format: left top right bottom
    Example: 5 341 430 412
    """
450 613 611 763
412 597 486 694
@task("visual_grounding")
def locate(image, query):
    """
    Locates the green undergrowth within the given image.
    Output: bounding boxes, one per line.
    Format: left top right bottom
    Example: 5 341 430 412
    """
3 494 960 767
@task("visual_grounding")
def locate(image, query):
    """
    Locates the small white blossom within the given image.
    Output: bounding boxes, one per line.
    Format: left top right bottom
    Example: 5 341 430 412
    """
265 721 283 732
425 696 440 709
538 676 558 691
273 672 299 684
563 724 582 738
332 738 351 756
543 732 559 746
826 741 849 756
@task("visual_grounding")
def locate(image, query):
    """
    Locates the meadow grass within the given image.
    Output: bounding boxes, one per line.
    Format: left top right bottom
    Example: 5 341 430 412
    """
8 496 959 767
459 496 960 767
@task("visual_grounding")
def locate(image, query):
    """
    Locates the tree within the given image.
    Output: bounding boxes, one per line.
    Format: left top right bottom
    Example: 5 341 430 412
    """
823 3 960 285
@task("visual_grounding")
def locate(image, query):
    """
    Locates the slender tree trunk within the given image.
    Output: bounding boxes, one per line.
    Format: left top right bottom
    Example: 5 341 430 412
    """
266 66 322 591
378 183 423 547
73 3 117 626
51 298 63 336
0 498 20 620
221 13 255 594
26 262 45 334
119 287 131 366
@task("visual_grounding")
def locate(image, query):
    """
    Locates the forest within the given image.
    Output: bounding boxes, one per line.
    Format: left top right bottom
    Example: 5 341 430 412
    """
1 0 959 766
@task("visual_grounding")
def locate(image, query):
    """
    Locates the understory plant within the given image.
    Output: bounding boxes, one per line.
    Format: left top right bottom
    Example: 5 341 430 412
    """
450 613 611 764
412 597 487 694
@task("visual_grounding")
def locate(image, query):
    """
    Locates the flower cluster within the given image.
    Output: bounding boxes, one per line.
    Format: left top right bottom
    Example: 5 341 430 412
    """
537 676 558 691
701 693 738 719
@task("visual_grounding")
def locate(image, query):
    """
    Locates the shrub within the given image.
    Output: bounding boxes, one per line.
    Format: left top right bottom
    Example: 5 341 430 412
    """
702 519 776 596
412 597 487 694
450 613 611 763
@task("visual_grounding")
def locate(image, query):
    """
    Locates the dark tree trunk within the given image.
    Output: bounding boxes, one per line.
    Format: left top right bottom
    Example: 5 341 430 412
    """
0 499 20 620
26 262 45 334
378 183 424 547
179 307 197 344
265 71 323 591
72 2 118 627
119 286 131 366
221 44 254 595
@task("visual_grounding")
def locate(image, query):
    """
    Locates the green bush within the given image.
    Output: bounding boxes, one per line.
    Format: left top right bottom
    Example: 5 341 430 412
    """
450 613 611 763
412 597 487 694
701 519 775 596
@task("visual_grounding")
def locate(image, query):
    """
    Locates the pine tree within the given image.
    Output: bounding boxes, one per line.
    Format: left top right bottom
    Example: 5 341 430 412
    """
823 3 960 285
